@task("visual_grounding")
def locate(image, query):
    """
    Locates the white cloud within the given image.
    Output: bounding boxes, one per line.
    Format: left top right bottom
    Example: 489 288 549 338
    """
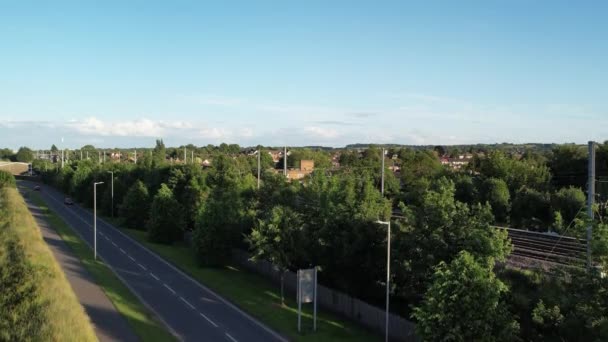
303 126 339 139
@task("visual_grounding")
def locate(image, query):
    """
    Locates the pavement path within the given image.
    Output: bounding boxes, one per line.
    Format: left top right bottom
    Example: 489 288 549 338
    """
18 181 287 342
19 185 139 342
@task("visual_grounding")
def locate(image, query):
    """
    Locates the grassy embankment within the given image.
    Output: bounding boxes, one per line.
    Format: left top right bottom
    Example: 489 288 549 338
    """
0 180 97 341
108 221 380 342
26 189 177 342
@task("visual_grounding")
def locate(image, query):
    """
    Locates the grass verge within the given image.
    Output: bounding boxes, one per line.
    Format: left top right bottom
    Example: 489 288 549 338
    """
0 187 97 341
27 190 177 342
111 224 380 342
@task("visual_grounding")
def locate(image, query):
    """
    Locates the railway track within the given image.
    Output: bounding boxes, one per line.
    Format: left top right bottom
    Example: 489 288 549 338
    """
495 227 587 266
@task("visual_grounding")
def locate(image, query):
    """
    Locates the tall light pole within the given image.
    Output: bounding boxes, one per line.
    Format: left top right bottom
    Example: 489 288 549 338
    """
257 148 261 189
94 181 104 260
587 141 596 269
107 171 114 218
376 220 391 342
381 148 385 196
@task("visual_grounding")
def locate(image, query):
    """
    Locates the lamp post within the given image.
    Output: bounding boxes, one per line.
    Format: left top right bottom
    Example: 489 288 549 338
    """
376 220 391 342
107 171 114 218
94 182 104 260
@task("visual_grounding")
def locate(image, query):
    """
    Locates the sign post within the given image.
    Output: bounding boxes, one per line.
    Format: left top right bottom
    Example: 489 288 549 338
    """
297 267 318 333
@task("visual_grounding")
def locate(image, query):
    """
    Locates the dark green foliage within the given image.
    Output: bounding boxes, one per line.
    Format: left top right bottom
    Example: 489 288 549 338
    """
413 251 519 341
0 235 47 340
0 170 15 188
481 178 511 224
147 184 185 244
119 180 150 230
551 186 586 224
549 144 587 189
511 187 552 230
393 178 511 303
194 156 251 266
15 147 34 163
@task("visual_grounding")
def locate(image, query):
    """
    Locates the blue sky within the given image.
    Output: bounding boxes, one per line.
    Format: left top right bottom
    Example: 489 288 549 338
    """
1 1 607 149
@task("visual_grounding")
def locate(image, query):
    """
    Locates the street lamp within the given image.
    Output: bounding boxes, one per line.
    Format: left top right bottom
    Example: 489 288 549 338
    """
107 171 114 218
376 220 391 342
94 181 104 260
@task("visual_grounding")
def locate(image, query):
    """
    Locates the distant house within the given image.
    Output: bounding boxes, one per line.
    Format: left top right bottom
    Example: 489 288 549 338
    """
286 159 315 181
202 159 212 167
440 154 472 170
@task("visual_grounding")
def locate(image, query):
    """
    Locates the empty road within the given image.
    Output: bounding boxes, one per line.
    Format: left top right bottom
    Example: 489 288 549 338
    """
20 181 286 342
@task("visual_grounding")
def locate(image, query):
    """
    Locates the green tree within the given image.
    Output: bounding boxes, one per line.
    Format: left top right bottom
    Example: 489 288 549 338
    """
147 184 185 243
248 205 306 305
193 155 248 266
549 144 587 189
482 178 511 224
15 147 34 163
551 186 586 224
119 180 150 230
393 177 511 302
413 251 519 341
152 139 166 166
511 187 552 230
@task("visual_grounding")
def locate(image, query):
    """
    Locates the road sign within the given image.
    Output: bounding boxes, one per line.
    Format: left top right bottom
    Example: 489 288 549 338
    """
297 267 317 332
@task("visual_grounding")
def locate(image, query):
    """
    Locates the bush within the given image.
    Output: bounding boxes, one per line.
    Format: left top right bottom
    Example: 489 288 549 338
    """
0 170 15 188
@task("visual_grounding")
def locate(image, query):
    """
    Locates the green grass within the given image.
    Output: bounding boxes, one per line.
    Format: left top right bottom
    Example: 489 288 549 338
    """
112 225 380 342
27 191 177 342
1 187 97 341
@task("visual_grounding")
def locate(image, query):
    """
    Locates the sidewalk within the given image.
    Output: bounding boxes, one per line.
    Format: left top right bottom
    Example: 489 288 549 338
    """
25 198 139 342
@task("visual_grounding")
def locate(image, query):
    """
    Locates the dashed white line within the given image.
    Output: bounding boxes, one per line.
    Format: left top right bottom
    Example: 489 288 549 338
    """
225 333 238 342
119 248 126 254
137 263 147 271
180 296 196 310
150 273 160 281
99 231 104 236
104 235 110 241
111 242 117 247
128 255 135 261
163 283 176 295
199 312 219 328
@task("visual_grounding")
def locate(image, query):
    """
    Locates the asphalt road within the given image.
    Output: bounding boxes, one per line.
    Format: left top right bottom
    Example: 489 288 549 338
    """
20 181 286 342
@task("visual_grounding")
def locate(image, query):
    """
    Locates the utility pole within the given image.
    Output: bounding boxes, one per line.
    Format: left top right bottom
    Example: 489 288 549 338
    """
191 150 194 164
283 146 287 177
93 182 104 260
80 150 83 160
107 171 114 218
87 151 89 160
381 148 385 196
587 141 596 269
257 148 261 189
184 146 187 164
103 150 106 163
134 149 137 164
376 220 391 342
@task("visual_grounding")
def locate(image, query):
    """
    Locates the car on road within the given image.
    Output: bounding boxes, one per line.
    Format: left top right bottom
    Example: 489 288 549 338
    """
64 197 74 205
33 185 41 191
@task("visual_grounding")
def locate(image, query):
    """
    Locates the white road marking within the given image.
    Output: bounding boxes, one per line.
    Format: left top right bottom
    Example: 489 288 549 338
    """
119 248 126 254
99 231 104 236
180 297 196 310
200 312 219 328
163 283 176 295
128 255 135 261
35 185 285 342
225 333 238 342
111 242 117 247
137 263 147 271
104 235 110 241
